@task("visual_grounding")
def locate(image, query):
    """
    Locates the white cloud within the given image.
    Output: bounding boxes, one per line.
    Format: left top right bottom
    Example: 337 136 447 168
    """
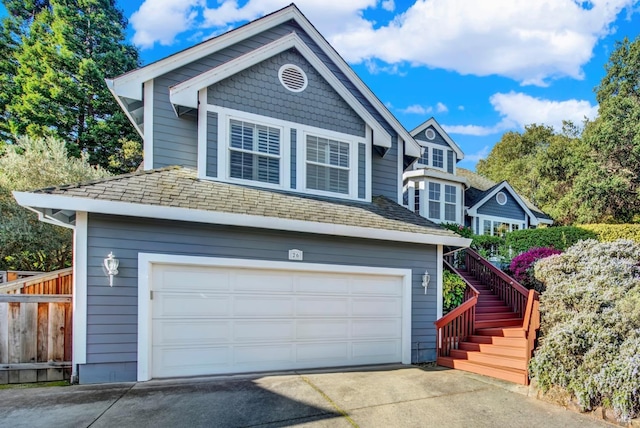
401 104 432 115
130 0 636 83
444 92 599 136
457 105 465 111
331 0 637 85
464 146 491 163
436 102 448 113
381 0 395 12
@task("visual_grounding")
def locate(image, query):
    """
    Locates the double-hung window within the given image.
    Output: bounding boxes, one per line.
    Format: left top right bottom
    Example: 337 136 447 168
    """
444 185 456 221
306 135 350 194
428 182 441 219
432 148 444 169
229 119 280 184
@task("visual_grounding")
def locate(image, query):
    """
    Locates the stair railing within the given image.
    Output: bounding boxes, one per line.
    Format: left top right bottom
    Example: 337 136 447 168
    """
435 259 479 357
463 248 529 319
522 289 541 360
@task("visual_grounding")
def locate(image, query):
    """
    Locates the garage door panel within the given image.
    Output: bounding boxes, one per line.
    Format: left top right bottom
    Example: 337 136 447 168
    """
233 296 295 317
156 294 230 317
296 342 349 362
351 277 403 296
155 267 230 292
352 319 401 338
296 274 349 294
233 320 294 342
296 297 349 316
234 344 293 364
352 340 401 359
154 320 230 344
233 271 295 293
150 263 406 378
296 319 349 340
351 297 402 316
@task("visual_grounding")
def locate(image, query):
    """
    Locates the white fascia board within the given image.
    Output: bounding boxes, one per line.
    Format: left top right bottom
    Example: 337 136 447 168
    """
73 211 88 368
466 182 539 222
410 118 464 160
13 191 472 248
403 168 468 186
105 78 144 138
170 32 392 150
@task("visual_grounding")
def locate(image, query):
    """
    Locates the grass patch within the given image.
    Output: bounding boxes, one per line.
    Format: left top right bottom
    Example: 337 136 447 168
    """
0 380 70 390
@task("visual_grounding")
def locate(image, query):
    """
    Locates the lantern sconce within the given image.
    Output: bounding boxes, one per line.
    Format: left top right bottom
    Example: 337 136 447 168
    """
422 270 431 294
104 252 119 287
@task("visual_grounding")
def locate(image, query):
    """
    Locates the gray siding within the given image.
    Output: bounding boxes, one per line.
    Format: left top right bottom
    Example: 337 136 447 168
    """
208 50 365 137
82 214 439 383
372 136 398 200
358 143 366 199
477 192 526 220
206 112 218 177
415 126 452 149
151 21 393 168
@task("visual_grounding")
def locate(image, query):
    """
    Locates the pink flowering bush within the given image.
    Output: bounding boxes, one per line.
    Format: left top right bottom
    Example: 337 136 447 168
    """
508 247 561 291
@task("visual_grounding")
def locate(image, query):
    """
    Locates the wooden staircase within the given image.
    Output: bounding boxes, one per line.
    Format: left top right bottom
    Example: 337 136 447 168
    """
435 249 540 385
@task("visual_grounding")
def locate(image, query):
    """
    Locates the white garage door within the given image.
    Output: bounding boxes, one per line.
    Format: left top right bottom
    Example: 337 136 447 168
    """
149 262 407 378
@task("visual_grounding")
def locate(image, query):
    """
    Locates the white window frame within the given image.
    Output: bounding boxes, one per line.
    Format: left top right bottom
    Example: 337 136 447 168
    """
476 214 526 236
203 105 370 201
414 142 449 173
416 179 461 224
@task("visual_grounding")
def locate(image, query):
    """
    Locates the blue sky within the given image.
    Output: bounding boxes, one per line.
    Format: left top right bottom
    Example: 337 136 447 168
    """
6 1 640 169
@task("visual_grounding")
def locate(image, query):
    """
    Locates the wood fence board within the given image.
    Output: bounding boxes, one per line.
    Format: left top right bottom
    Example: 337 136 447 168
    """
0 296 71 303
0 303 8 364
64 303 72 362
48 303 65 362
21 302 38 363
8 302 21 363
37 303 49 363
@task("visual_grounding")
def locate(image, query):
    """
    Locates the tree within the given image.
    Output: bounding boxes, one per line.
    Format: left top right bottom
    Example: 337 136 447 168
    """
0 135 110 271
575 36 640 223
2 0 141 173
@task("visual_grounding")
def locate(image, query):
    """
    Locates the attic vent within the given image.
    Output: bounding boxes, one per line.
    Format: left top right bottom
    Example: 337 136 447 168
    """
496 191 507 205
279 64 307 92
425 128 436 140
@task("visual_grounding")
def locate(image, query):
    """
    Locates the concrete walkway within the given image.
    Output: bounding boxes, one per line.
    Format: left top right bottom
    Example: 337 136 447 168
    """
0 366 612 428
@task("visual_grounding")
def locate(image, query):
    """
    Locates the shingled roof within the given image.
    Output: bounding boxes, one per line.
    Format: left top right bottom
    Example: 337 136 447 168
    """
456 168 552 221
28 166 466 241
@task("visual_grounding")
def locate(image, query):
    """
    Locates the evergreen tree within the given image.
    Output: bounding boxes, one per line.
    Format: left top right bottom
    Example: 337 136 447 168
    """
3 0 141 172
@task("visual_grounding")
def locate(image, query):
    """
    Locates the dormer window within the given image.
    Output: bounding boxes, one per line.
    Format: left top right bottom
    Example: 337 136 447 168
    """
306 135 350 194
229 119 281 184
432 148 444 169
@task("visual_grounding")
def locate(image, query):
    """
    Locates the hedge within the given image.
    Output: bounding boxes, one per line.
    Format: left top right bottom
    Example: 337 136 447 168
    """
504 226 596 254
578 224 640 242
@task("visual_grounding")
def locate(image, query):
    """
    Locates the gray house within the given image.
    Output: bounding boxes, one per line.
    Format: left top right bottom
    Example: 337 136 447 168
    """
14 5 469 384
403 118 553 234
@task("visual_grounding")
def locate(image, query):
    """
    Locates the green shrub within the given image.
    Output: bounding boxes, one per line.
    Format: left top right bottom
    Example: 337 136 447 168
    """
440 222 474 238
505 226 596 254
530 239 640 422
470 234 504 257
579 224 640 243
443 270 466 313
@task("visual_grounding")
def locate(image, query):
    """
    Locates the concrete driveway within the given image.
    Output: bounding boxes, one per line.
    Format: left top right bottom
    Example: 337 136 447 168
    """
0 366 611 428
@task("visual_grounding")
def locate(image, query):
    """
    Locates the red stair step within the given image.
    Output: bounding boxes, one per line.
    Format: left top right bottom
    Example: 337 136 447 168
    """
467 335 527 347
475 318 523 329
476 305 512 314
449 349 528 370
437 357 529 385
475 312 520 321
475 327 526 338
459 342 528 358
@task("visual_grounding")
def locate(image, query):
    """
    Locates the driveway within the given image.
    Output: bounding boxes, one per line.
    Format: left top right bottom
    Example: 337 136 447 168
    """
0 366 611 428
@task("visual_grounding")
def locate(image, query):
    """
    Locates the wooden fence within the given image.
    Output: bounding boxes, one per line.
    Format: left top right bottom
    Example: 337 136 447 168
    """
0 295 72 384
0 268 73 295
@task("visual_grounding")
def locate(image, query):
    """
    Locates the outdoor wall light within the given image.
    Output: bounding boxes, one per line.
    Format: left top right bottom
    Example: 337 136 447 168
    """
104 252 119 287
422 269 431 294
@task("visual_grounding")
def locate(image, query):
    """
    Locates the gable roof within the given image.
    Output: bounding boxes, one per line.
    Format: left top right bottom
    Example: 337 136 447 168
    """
410 117 464 160
456 168 553 224
14 167 471 247
105 4 422 158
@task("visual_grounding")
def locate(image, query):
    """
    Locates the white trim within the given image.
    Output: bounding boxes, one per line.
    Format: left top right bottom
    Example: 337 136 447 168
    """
410 118 464 160
105 79 144 139
143 80 154 170
436 245 443 319
13 191 472 248
496 191 507 206
278 63 307 92
476 214 526 236
107 5 421 158
170 33 392 151
403 168 468 186
137 253 413 381
466 181 541 225
210 105 368 201
73 212 88 369
397 136 404 205
365 125 373 202
197 88 208 179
